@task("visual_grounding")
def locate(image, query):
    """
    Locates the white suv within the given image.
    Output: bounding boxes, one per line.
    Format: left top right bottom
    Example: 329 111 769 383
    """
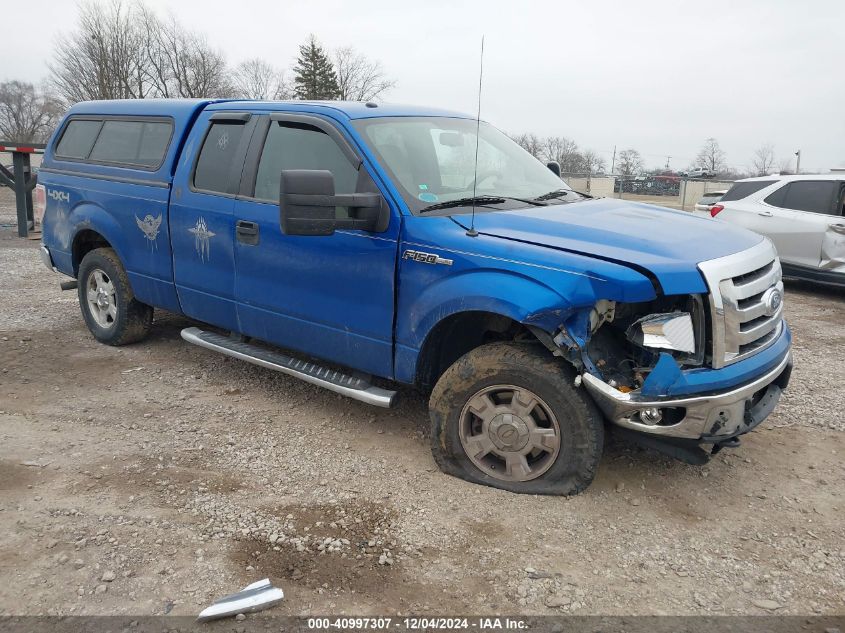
695 175 845 285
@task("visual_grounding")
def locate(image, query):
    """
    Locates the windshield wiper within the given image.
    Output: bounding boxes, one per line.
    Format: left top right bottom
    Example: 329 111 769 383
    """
419 195 547 214
534 188 592 202
534 189 574 202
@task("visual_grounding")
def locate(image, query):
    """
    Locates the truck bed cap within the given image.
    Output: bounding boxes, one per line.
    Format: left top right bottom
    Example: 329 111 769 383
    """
65 98 223 118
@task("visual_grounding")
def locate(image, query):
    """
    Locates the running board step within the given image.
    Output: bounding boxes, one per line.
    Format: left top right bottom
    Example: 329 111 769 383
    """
181 327 397 408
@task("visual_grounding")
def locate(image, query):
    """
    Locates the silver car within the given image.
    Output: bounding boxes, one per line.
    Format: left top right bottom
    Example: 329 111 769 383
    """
696 175 845 285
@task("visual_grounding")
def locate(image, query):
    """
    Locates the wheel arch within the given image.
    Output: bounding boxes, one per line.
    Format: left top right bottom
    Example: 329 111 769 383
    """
413 310 543 390
397 269 588 387
72 229 114 276
67 204 129 277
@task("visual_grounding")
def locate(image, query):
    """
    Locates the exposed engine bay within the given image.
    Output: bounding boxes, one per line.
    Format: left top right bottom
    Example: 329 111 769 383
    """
553 295 708 393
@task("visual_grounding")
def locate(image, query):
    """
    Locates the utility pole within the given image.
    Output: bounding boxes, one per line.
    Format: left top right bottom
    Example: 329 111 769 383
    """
611 146 620 198
665 155 671 170
795 150 801 174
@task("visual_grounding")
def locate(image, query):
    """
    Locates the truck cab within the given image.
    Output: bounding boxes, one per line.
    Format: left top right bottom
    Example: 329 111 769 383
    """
38 99 792 495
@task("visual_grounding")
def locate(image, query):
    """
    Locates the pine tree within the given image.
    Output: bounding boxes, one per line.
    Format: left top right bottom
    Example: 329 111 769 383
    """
292 35 340 100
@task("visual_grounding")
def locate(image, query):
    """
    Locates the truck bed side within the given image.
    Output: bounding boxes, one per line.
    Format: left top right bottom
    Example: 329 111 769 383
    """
39 99 216 312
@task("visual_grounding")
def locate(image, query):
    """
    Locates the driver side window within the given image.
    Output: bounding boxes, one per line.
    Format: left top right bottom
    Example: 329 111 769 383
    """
254 121 359 210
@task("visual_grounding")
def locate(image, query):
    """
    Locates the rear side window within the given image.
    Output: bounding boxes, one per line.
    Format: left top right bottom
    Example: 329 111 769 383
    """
766 180 840 215
55 119 102 159
697 192 722 204
254 121 358 202
763 185 787 208
55 117 172 168
193 122 248 194
89 120 172 167
721 180 776 202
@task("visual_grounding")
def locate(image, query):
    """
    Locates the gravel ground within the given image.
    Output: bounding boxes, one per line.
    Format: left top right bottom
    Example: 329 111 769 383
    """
0 188 843 617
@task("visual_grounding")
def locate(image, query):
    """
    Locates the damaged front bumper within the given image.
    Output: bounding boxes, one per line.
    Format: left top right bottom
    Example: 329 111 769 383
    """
582 350 792 441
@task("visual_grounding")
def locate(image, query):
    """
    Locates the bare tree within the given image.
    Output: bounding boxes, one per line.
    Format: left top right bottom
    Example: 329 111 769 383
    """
581 149 607 175
50 0 150 104
0 81 62 143
617 148 644 176
510 133 544 159
138 9 231 98
750 143 776 176
333 46 395 101
695 137 727 174
231 58 290 100
51 1 232 105
543 136 581 173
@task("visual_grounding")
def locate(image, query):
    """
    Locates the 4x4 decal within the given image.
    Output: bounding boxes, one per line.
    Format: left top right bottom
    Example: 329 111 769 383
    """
47 188 70 203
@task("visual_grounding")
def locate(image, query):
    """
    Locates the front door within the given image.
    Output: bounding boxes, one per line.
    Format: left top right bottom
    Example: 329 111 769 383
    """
171 112 255 330
232 113 399 378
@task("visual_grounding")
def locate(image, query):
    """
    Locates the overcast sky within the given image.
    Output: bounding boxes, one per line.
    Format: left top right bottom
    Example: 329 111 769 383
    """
3 0 843 172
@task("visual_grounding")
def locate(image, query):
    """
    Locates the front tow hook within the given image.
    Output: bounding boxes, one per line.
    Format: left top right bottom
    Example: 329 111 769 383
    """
710 437 741 456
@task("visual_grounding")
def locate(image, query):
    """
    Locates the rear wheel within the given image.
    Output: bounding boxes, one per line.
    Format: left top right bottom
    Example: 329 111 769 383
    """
77 248 153 345
429 342 604 495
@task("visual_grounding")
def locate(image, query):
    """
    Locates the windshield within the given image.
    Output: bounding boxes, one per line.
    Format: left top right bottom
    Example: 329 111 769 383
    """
353 117 573 215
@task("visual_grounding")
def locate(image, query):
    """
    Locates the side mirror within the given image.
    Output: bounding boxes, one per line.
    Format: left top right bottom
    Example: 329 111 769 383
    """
546 161 561 178
279 169 388 236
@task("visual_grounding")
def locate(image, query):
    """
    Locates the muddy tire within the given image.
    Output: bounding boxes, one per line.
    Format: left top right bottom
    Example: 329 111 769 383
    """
77 247 153 346
429 342 604 495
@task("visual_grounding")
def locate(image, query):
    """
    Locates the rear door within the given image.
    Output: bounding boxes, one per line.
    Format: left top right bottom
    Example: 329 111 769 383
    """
231 112 400 378
170 112 256 330
759 180 843 268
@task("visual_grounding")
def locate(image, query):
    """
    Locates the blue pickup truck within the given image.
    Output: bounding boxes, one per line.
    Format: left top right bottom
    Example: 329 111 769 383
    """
36 98 792 495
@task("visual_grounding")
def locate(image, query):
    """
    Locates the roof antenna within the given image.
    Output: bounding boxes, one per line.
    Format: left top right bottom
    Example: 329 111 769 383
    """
466 35 485 238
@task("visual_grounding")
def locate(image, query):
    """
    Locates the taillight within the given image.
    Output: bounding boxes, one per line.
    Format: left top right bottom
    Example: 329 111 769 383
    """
33 184 46 225
709 204 724 217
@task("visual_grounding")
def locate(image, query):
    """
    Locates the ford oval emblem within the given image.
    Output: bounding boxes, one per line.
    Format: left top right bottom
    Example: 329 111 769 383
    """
762 288 782 316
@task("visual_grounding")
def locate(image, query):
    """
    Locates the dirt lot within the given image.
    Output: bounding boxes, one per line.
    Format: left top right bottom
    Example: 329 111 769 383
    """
0 188 843 617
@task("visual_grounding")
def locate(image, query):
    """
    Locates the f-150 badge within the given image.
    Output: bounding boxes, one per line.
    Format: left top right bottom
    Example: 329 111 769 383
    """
402 249 453 266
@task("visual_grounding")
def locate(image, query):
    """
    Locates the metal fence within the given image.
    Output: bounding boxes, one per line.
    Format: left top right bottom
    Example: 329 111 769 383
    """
560 173 735 211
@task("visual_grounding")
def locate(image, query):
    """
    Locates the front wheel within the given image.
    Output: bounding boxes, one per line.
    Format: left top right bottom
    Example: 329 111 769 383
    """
77 247 153 346
429 342 604 495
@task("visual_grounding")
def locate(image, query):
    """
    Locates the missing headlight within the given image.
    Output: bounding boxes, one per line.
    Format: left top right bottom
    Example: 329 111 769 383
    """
627 312 696 354
622 295 706 367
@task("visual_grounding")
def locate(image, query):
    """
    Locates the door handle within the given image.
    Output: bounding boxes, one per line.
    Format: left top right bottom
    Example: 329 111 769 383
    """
757 211 773 217
829 223 845 235
236 220 260 245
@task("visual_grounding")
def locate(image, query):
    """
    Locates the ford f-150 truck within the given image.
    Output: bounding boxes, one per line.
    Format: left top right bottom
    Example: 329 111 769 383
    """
36 99 792 495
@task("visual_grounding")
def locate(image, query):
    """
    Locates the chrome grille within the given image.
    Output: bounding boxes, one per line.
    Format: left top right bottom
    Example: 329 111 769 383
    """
698 239 784 369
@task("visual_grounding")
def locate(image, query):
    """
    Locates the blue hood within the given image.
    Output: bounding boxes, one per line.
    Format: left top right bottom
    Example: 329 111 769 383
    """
452 198 764 295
